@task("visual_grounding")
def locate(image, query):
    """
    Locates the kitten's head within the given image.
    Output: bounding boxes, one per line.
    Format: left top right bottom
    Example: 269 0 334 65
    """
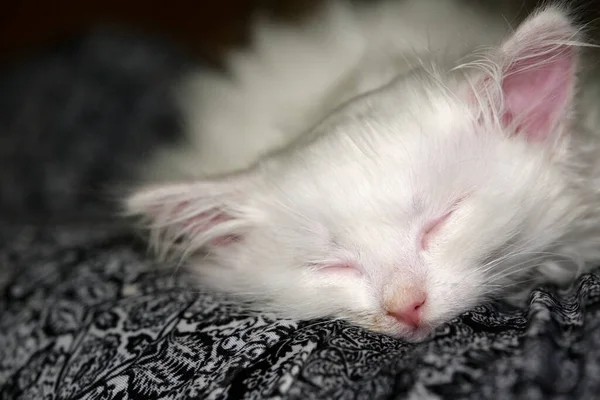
126 7 587 342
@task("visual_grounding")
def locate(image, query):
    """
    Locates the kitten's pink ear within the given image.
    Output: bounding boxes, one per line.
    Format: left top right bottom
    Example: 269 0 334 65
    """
125 174 256 259
473 7 580 142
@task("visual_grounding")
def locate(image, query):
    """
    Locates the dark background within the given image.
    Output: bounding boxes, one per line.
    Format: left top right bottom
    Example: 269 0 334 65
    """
0 1 326 64
3 0 590 63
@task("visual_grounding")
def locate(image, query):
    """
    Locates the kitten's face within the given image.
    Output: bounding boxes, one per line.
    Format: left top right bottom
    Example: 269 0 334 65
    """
127 7 581 342
222 72 578 341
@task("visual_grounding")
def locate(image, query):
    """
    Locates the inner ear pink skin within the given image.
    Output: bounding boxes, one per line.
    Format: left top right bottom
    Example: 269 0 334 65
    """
208 234 242 247
160 199 239 247
500 49 574 141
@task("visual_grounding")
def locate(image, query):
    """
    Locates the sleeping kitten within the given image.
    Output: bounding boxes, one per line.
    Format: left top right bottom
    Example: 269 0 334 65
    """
125 0 600 342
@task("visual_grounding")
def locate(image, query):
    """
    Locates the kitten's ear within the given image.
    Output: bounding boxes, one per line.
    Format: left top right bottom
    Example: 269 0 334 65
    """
124 173 258 259
472 7 580 142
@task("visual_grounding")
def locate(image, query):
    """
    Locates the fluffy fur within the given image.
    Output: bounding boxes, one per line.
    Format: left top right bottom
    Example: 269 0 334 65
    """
125 0 600 342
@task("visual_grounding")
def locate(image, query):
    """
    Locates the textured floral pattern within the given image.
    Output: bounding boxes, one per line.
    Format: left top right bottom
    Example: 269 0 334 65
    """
1 29 600 400
1 224 600 399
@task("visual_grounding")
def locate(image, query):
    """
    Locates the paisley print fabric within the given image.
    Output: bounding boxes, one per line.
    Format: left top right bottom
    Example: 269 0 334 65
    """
2 224 600 400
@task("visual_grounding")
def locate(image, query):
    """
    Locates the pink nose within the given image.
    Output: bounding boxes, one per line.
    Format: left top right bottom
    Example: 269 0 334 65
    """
386 296 426 328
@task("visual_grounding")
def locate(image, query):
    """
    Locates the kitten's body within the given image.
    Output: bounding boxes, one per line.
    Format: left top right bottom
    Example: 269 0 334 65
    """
128 1 600 341
146 0 515 180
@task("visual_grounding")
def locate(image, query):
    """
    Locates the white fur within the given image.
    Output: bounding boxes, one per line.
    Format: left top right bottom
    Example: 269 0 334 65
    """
126 1 600 342
144 0 510 181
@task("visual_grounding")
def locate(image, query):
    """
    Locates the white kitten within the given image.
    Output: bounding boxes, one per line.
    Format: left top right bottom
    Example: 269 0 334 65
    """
125 1 600 342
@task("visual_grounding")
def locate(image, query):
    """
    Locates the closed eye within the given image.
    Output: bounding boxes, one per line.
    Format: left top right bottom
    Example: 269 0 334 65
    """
419 210 454 251
419 195 468 251
419 193 473 252
311 261 363 277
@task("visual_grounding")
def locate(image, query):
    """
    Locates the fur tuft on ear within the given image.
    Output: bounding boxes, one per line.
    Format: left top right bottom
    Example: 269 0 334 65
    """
124 175 256 260
463 6 583 143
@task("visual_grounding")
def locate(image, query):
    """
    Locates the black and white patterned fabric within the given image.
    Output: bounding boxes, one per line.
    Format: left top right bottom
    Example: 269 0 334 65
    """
1 30 600 400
